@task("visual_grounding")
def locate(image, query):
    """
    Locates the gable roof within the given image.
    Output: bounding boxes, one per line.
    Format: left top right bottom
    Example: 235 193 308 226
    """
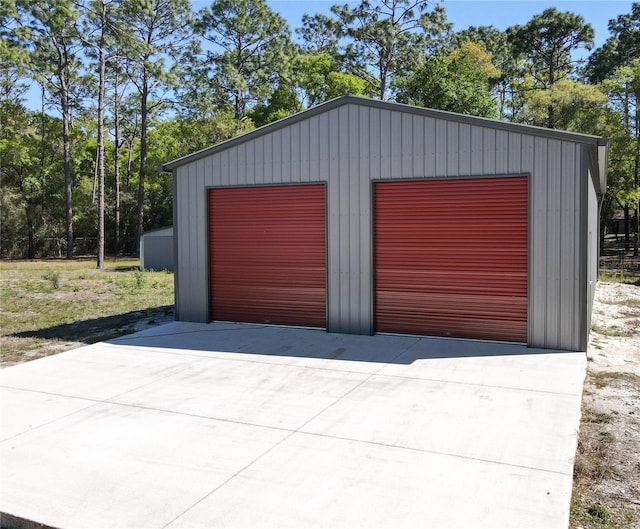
161 96 609 189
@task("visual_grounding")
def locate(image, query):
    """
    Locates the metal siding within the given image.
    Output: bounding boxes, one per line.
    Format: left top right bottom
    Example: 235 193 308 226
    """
424 118 436 177
374 177 528 342
560 142 578 350
291 122 301 181
447 122 459 176
545 140 561 347
349 105 360 329
172 101 588 350
209 184 326 327
338 107 350 326
182 164 193 319
235 143 245 185
172 170 179 319
413 115 424 177
263 134 273 182
381 110 393 177
299 119 310 181
470 126 483 175
198 160 210 320
142 235 173 271
183 163 195 319
530 137 548 347
246 137 255 183
508 133 521 174
401 112 412 176
369 108 381 180
483 128 496 174
586 157 598 347
327 109 341 331
521 135 535 342
435 120 447 176
496 130 509 174
459 123 471 176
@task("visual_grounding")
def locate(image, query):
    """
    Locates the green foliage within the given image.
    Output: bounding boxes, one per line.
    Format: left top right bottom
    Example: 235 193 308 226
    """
587 3 640 83
247 85 299 127
2 0 637 260
396 42 497 117
508 8 594 88
133 268 145 289
288 53 369 109
520 79 608 130
599 59 640 246
41 270 60 290
331 0 452 100
195 0 293 120
507 8 595 128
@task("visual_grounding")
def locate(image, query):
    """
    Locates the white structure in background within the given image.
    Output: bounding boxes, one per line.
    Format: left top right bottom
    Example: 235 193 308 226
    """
140 227 173 271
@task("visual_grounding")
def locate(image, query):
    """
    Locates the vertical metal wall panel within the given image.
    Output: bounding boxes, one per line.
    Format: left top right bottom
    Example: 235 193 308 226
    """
209 184 326 328
447 122 458 175
172 101 588 350
560 142 577 350
483 128 496 174
459 123 471 176
412 115 423 177
470 126 483 175
546 140 561 347
374 177 529 342
586 161 599 346
529 137 548 347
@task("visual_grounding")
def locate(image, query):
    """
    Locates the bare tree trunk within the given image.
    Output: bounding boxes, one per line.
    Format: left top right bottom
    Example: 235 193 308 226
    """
135 76 149 257
96 0 107 269
547 63 555 128
126 137 133 187
634 105 639 257
114 78 121 256
59 54 73 259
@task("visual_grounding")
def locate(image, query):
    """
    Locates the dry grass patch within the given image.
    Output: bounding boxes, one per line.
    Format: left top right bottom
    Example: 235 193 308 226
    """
0 258 174 367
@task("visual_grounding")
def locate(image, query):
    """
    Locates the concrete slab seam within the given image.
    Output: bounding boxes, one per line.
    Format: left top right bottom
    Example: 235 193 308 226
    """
1 383 579 478
295 431 575 476
0 358 203 442
373 372 585 397
161 337 424 529
0 385 294 442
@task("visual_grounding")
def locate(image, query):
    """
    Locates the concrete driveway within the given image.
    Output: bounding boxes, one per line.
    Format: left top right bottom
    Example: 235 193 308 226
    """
1 322 586 529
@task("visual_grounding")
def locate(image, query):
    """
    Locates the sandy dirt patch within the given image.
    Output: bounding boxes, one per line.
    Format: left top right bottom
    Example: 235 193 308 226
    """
571 281 640 528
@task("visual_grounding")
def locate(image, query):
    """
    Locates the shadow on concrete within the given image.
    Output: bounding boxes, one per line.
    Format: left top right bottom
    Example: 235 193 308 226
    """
12 306 174 345
106 322 572 365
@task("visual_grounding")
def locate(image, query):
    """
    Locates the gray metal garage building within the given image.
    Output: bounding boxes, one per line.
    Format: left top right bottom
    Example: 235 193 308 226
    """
162 96 608 352
140 226 174 271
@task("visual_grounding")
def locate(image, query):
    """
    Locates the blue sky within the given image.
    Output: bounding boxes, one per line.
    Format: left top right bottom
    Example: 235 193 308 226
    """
257 1 633 50
24 1 634 111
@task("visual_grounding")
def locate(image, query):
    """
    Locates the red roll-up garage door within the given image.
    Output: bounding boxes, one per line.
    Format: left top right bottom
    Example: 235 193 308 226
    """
209 184 326 328
374 177 528 342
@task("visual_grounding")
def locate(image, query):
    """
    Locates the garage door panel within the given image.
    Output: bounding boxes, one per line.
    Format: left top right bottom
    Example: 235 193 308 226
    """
375 177 528 342
209 184 326 328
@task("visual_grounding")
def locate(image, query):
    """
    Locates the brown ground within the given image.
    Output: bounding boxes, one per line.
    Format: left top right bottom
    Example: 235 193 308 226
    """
570 254 640 527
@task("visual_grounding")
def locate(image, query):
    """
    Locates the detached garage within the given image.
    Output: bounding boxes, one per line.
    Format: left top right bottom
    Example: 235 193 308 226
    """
162 96 608 352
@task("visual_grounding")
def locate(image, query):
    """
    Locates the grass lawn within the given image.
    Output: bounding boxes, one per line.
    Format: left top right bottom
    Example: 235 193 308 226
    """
0 258 174 367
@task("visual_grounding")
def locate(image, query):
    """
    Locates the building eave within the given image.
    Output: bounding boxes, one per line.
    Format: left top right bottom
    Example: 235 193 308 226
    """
162 95 609 172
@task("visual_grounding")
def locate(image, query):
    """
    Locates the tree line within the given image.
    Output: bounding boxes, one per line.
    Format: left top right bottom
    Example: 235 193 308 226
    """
1 0 639 264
